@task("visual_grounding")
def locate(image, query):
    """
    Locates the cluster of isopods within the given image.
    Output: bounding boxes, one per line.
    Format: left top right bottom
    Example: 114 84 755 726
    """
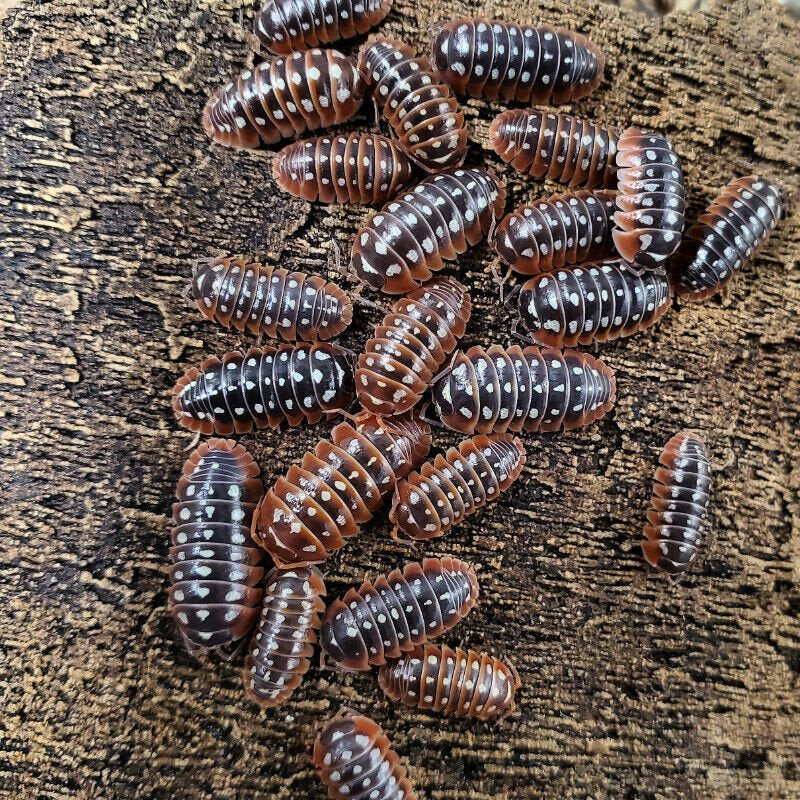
166 0 786 794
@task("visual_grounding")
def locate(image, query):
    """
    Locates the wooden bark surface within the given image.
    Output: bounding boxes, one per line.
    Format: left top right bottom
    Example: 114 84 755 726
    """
1 0 799 797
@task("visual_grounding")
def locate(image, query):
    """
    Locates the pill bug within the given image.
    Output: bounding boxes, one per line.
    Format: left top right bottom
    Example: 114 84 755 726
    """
494 189 618 275
170 439 265 658
254 0 392 55
319 557 478 670
313 710 418 800
356 277 472 416
389 434 526 541
613 128 685 269
378 643 520 721
243 565 326 708
670 175 785 302
489 109 619 189
642 430 711 580
430 344 616 435
273 133 415 205
202 49 364 149
251 413 432 566
431 18 605 105
350 168 506 294
516 259 672 347
171 343 355 436
358 35 469 172
191 257 353 341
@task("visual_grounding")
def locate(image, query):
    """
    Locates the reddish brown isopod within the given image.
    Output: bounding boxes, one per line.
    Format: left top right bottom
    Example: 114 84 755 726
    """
378 643 520 721
390 434 526 541
191 257 352 341
251 413 432 566
170 439 264 658
319 557 478 670
356 277 471 416
642 430 712 581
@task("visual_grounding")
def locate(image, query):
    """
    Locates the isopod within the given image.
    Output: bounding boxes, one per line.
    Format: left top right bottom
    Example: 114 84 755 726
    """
358 35 469 172
613 128 685 269
516 259 672 347
313 711 418 800
171 343 355 436
642 430 711 580
494 189 618 275
350 168 506 293
190 257 353 341
170 439 264 657
430 344 616 434
244 565 326 708
202 49 364 149
431 18 605 104
378 643 520 721
489 109 619 188
356 277 471 416
390 434 526 541
319 557 478 670
251 413 432 566
670 175 785 301
273 132 415 205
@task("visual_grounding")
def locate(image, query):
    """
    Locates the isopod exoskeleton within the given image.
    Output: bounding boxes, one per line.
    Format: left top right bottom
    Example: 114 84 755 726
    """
319 557 478 670
358 35 469 172
243 565 326 708
613 128 685 269
430 344 616 434
191 257 353 341
171 344 355 436
642 430 711 580
273 133 415 205
254 0 392 55
350 168 506 293
494 189 617 275
356 277 471 416
670 175 785 302
313 711 418 800
378 643 520 721
251 413 432 566
202 49 364 149
431 18 605 105
489 109 619 188
390 434 526 541
170 439 264 658
516 259 672 347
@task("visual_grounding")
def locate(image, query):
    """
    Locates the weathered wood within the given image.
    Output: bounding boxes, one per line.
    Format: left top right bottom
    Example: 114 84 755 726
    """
1 0 799 798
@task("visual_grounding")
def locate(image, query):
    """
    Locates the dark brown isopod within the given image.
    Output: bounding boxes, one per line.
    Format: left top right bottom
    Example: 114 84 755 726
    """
430 344 616 434
378 643 520 721
319 556 478 670
390 434 526 541
255 0 392 55
313 711 418 800
273 132 415 205
489 109 619 189
202 49 364 149
170 439 264 658
670 175 785 302
243 565 326 708
642 430 711 580
356 277 471 416
516 259 672 347
171 343 355 436
432 18 605 104
494 189 617 275
191 257 352 341
251 413 432 566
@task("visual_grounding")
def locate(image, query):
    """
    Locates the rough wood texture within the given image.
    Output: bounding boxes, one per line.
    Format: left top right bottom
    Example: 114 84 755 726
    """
1 0 798 797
